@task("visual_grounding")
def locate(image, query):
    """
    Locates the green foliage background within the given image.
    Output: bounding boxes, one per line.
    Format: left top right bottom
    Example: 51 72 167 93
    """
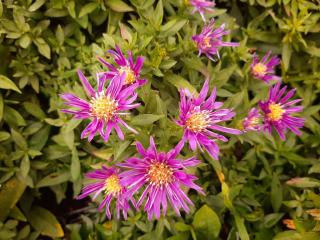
0 0 320 239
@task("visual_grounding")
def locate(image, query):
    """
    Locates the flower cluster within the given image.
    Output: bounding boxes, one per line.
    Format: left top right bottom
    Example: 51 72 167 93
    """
61 2 305 220
239 51 304 140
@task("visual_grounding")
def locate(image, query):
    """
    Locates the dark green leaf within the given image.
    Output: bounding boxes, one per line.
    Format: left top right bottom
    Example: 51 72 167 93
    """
26 206 64 238
0 177 26 221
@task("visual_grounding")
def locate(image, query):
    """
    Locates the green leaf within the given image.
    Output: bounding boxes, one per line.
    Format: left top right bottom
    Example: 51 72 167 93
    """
0 75 21 93
0 93 3 121
71 147 80 181
271 174 282 212
4 106 26 126
27 206 64 238
192 205 221 239
62 129 74 150
55 25 64 44
160 18 187 37
11 129 28 150
29 125 50 151
45 118 64 126
262 213 285 228
92 148 113 160
23 102 46 120
28 0 46 12
44 8 68 17
273 231 301 240
106 0 134 12
0 177 26 221
131 114 164 126
64 118 82 132
0 131 10 141
153 0 163 27
79 2 99 18
16 225 30 239
286 177 320 188
282 43 292 71
9 206 27 222
175 222 191 232
166 74 197 95
18 34 31 48
34 38 51 59
20 155 30 178
234 214 250 240
0 0 3 17
36 171 70 188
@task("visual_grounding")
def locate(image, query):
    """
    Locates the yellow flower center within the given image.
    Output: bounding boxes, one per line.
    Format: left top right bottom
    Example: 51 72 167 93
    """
90 94 118 120
252 63 267 76
267 103 285 121
249 117 260 127
203 37 211 48
104 175 122 195
186 111 210 133
148 162 173 187
119 66 136 85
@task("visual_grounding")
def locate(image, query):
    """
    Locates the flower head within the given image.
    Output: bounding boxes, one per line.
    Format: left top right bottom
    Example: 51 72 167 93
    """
98 45 146 87
190 0 215 22
251 51 281 83
241 108 262 132
60 70 140 142
119 137 203 220
259 82 304 140
77 166 133 219
192 19 239 61
176 80 242 160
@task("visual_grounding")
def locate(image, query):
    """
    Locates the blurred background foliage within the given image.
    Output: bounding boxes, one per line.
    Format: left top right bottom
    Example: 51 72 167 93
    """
0 0 320 239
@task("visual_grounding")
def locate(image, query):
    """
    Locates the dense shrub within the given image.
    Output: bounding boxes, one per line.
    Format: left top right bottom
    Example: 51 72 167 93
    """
0 0 319 239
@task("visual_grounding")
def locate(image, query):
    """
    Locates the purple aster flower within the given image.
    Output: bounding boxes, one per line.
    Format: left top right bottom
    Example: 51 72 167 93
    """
192 19 239 61
259 82 305 140
119 137 204 220
176 79 242 160
60 70 139 142
98 45 146 87
190 0 215 22
251 51 281 83
77 166 133 219
241 108 262 132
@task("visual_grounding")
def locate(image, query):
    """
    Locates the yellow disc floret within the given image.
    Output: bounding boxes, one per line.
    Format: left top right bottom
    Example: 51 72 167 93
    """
119 66 136 85
104 175 122 195
252 63 267 76
90 94 118 120
186 111 210 133
249 117 260 127
267 103 285 121
203 37 211 48
148 162 173 187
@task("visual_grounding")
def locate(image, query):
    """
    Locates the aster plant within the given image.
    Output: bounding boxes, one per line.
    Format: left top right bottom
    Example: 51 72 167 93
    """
259 82 305 140
98 45 146 87
77 166 133 219
251 51 281 83
190 0 215 22
60 70 140 142
119 137 204 220
176 79 242 160
192 19 239 61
